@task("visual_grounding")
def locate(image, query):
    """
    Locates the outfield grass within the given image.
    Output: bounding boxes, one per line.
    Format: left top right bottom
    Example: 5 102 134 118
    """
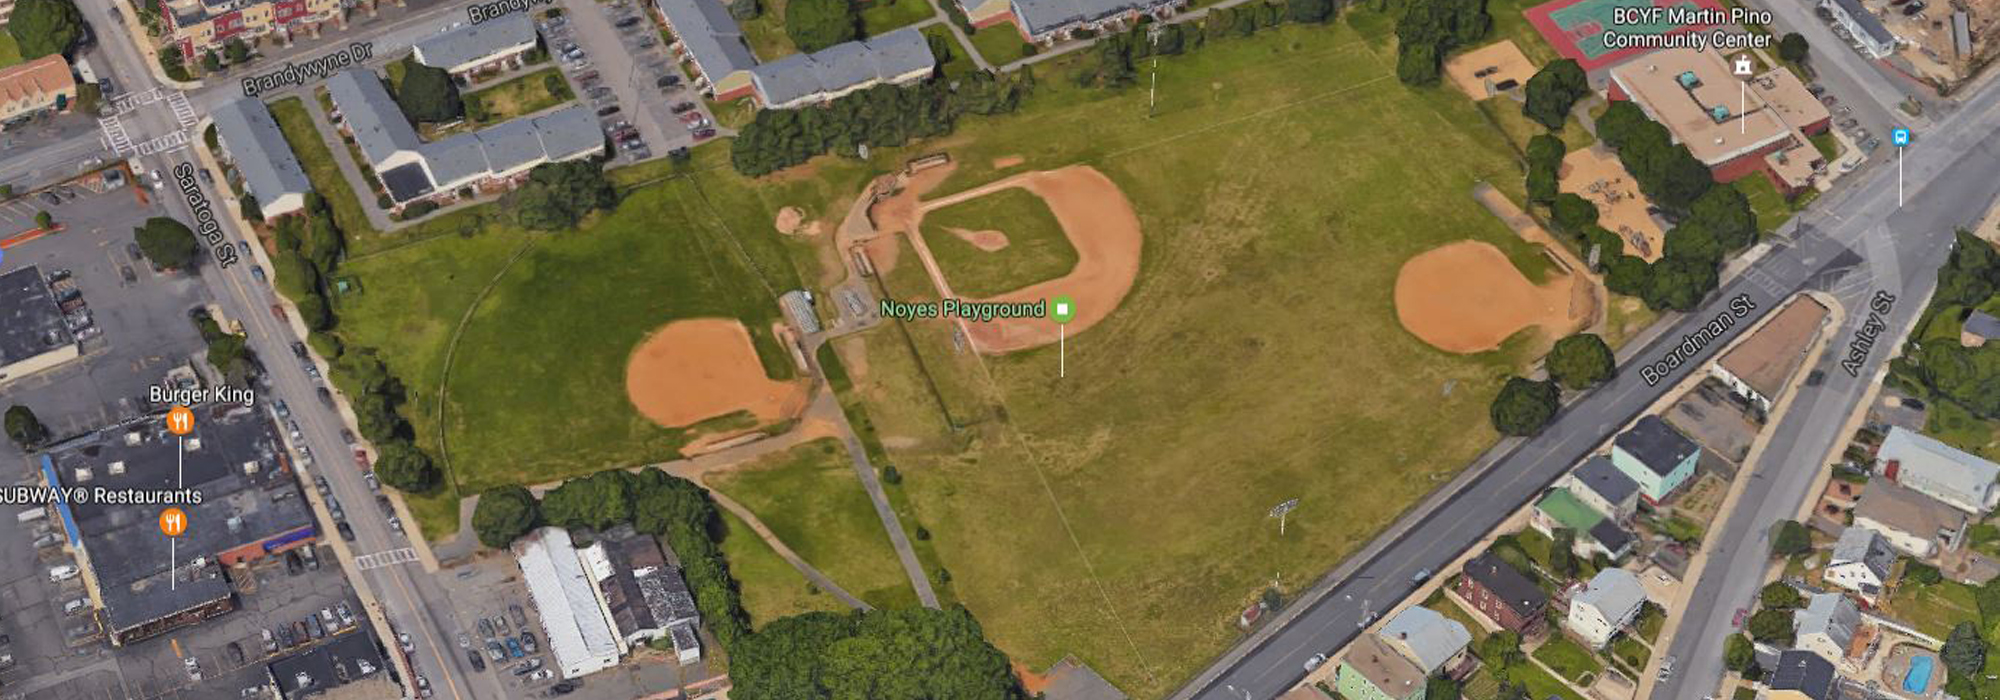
824 13 1567 694
968 25 1034 66
709 438 919 610
919 187 1079 297
465 67 575 125
0 34 22 69
925 24 978 80
1533 637 1603 683
718 508 849 626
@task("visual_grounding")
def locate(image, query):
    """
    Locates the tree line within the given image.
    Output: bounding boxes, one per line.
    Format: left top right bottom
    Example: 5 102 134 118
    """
1890 232 2000 418
1073 0 1335 89
470 469 1025 698
730 72 1031 177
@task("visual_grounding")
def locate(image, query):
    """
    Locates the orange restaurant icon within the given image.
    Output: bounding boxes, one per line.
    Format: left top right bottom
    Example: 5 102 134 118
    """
166 405 194 436
160 507 188 537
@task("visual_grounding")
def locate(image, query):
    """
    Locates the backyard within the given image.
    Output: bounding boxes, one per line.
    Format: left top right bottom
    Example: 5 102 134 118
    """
463 67 575 125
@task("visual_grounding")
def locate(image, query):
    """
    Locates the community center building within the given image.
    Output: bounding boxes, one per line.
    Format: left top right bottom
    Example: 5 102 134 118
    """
1607 47 1832 195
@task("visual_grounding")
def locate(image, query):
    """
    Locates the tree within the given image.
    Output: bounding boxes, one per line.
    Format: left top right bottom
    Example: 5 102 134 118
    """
1747 608 1794 645
1687 184 1758 251
1723 633 1754 672
34 211 53 230
1526 134 1564 204
1478 631 1525 669
241 193 265 224
540 470 638 531
206 332 253 378
785 0 858 53
1905 561 1943 585
1778 33 1810 65
1945 621 1988 679
159 46 192 82
728 0 760 19
1427 676 1462 700
1759 582 1802 610
471 485 540 548
1393 0 1490 85
394 57 464 124
1549 528 1578 578
1546 333 1614 389
224 37 252 64
1522 58 1587 130
374 439 440 493
1641 253 1718 312
7 0 85 60
1288 0 1334 23
1490 376 1560 436
1771 520 1811 557
730 606 1026 699
1550 193 1600 238
4 405 49 449
202 51 223 73
134 217 201 270
502 160 619 231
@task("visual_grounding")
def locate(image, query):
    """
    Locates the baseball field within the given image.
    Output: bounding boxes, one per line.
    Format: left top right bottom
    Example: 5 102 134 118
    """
918 186 1081 298
822 14 1564 696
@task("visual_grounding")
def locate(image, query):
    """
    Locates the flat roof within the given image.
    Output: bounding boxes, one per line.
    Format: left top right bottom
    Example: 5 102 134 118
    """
1854 479 1966 542
47 406 314 633
515 527 621 676
414 14 537 72
1609 48 1828 167
1614 415 1699 476
0 266 75 365
1571 455 1639 508
1537 488 1605 532
1340 634 1426 697
1879 426 2000 511
267 626 389 699
1717 296 1829 400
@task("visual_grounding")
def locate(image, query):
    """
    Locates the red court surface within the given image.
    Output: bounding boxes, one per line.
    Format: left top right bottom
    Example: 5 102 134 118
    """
1525 0 1729 71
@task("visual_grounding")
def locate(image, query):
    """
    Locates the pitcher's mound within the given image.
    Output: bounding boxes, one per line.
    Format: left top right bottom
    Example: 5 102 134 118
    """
1395 241 1576 354
950 227 1011 251
626 318 807 428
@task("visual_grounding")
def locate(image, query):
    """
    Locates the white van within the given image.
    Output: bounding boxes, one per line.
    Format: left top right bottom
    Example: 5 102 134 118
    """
63 598 89 615
48 564 78 582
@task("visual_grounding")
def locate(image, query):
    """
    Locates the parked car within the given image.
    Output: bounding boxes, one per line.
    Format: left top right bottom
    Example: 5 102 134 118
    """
615 15 641 26
337 602 355 627
670 101 696 113
694 128 716 139
596 105 621 117
305 615 324 640
226 642 245 665
520 631 538 654
486 641 506 662
575 70 599 82
509 605 528 626
655 74 681 88
1902 1 1925 14
529 669 554 681
506 638 524 658
49 564 79 582
337 521 356 541
398 631 415 654
467 649 487 672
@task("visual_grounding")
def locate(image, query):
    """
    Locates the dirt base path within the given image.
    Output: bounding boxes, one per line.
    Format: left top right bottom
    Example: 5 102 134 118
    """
625 318 809 428
1395 240 1584 353
880 165 1144 354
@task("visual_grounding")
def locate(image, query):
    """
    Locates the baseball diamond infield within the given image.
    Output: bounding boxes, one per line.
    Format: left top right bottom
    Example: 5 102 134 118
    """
885 165 1143 354
625 318 809 428
1395 240 1588 353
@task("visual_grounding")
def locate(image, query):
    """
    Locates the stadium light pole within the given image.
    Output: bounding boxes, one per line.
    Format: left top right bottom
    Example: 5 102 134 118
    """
1148 25 1162 118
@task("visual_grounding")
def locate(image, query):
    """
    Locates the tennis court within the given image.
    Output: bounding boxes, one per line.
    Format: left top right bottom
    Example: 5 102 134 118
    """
1524 0 1727 70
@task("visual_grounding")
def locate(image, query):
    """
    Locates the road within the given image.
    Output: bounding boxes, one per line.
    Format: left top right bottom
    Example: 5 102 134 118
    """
1651 70 2000 700
1177 26 1999 700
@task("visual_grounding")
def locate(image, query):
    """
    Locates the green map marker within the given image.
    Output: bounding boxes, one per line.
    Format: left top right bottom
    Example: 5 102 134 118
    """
1051 296 1075 325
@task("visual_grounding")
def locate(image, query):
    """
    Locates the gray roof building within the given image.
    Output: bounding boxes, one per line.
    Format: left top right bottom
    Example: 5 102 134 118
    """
654 0 757 81
1572 455 1639 507
528 106 606 162
1461 551 1546 620
475 117 547 175
1768 650 1843 699
419 132 493 192
1377 606 1469 674
0 266 76 371
1829 525 1895 582
413 14 537 74
1572 568 1647 622
1794 592 1860 659
1827 0 1895 57
1967 309 2000 341
1009 0 1176 40
210 97 312 217
1589 520 1635 556
1614 415 1700 477
1878 426 2000 515
749 28 935 108
326 69 423 170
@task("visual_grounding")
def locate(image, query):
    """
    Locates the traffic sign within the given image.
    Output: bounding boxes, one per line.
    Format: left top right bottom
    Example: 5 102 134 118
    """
1892 128 1911 147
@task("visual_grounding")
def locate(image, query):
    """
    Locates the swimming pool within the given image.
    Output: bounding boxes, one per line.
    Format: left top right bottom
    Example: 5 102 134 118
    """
1905 655 1936 693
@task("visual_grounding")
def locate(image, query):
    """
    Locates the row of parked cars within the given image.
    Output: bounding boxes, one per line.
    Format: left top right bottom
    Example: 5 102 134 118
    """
259 598 359 654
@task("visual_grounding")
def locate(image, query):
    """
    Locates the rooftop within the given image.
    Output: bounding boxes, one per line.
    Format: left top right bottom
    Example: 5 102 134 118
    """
325 69 422 168
1537 488 1605 533
1589 519 1635 555
1829 526 1894 579
1768 649 1841 699
266 626 388 699
1571 455 1639 507
1716 296 1829 400
413 14 536 72
1608 48 1829 168
1010 0 1174 37
1966 309 2000 340
1340 634 1426 698
0 266 75 366
748 28 935 107
1831 0 1896 46
585 526 700 640
1880 426 2000 512
46 406 314 633
211 98 313 211
1461 551 1547 618
1853 479 1967 542
654 0 757 80
0 55 75 109
1573 568 1647 620
1794 591 1860 654
514 527 622 674
1613 415 1700 476
1377 606 1470 674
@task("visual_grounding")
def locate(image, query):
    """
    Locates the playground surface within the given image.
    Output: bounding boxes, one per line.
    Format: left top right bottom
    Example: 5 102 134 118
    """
1524 0 1729 70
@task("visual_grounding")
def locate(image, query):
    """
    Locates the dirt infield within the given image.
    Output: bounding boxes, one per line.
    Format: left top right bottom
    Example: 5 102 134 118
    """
949 228 1012 251
1395 241 1583 353
879 165 1143 354
625 318 809 428
1561 146 1665 261
1444 41 1537 100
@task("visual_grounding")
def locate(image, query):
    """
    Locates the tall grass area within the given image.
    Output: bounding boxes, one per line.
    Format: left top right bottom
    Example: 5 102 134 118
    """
0 34 22 69
718 506 852 626
707 438 919 610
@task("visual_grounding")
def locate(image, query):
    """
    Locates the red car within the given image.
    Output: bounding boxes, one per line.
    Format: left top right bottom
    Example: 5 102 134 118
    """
270 304 287 320
1732 607 1747 629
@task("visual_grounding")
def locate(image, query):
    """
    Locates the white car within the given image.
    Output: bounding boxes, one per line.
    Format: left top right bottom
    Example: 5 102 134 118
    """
1303 653 1328 672
529 669 554 681
48 564 78 582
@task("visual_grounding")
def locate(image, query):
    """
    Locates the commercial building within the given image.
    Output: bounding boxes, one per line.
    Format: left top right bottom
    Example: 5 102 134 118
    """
1767 650 1845 700
1332 634 1426 700
514 527 623 678
1565 568 1647 649
1001 0 1187 44
0 55 77 127
749 28 936 109
1376 606 1469 676
1609 415 1701 504
1823 526 1895 602
1710 296 1830 414
1793 592 1862 668
325 68 605 209
159 0 343 58
1456 551 1547 635
0 266 81 385
210 97 313 218
1875 426 2000 515
44 405 317 646
413 14 540 81
1852 479 1965 559
1607 48 1833 195
581 526 704 664
653 0 934 105
266 626 392 699
1822 0 1897 58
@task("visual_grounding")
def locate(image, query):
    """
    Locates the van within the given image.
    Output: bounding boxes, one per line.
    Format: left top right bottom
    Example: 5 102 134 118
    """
17 508 46 523
48 564 78 582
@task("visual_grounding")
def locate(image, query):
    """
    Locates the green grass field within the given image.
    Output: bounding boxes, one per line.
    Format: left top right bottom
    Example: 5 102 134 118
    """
465 67 575 124
968 24 1034 66
919 187 1079 297
708 438 919 610
823 13 1565 695
1533 637 1602 683
0 34 23 69
268 98 377 243
718 508 849 626
860 0 935 35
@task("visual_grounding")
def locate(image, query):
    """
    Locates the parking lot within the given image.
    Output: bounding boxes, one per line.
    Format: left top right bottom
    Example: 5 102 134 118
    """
542 0 717 166
437 551 718 699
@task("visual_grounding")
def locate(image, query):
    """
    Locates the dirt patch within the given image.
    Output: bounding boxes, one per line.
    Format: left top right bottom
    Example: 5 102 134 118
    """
993 155 1025 169
1561 146 1665 262
949 227 1011 252
1444 40 1537 100
626 318 809 428
775 207 805 234
1394 240 1586 354
877 165 1143 354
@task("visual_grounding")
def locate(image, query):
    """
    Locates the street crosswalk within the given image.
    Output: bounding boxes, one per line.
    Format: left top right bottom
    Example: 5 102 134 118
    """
166 91 197 129
353 548 419 570
97 116 132 154
134 129 189 157
1737 266 1792 298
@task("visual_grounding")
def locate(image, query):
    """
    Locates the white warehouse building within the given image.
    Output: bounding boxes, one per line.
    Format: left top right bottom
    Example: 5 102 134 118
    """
514 527 623 678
